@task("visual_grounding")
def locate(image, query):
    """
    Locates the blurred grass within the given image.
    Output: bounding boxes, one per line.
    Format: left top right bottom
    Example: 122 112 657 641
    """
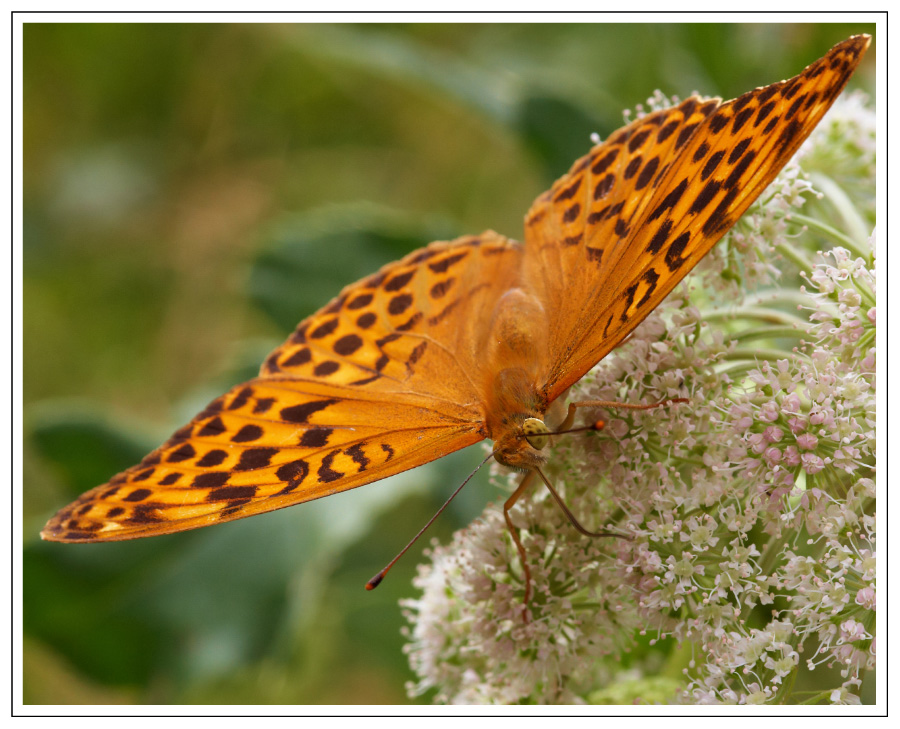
22 22 875 705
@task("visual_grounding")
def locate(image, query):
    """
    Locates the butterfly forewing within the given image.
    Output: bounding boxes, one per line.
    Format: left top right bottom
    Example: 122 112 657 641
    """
526 35 870 402
523 97 721 375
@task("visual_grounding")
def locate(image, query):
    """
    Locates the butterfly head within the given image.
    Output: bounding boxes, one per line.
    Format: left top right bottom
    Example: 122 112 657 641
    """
491 415 550 472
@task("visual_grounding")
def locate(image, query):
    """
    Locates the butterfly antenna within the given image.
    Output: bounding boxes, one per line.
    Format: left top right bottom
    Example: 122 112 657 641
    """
365 450 496 591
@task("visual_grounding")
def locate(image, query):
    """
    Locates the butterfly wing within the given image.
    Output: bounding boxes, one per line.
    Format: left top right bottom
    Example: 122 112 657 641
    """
42 233 523 542
524 35 870 402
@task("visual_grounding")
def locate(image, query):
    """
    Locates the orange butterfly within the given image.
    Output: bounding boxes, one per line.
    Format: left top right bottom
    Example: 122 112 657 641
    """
42 36 870 600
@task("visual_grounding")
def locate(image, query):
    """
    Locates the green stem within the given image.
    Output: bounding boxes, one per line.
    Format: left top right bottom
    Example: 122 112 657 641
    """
808 172 872 249
797 689 833 705
574 602 603 611
775 237 816 273
702 306 810 329
730 326 806 344
785 213 866 259
721 348 800 364
776 666 799 704
743 289 817 310
856 328 875 353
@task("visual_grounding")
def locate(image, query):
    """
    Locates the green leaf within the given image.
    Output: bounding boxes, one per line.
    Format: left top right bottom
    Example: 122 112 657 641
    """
29 405 156 498
249 202 459 331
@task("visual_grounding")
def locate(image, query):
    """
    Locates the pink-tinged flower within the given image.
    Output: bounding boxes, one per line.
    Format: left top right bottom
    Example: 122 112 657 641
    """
796 433 819 450
830 687 863 705
858 549 876 580
840 319 864 344
748 433 767 454
783 446 801 467
647 517 682 543
782 393 802 414
839 289 861 307
758 401 780 423
733 415 753 431
800 453 826 474
765 649 799 683
742 684 772 704
810 268 836 293
683 515 719 549
839 619 868 642
808 404 836 428
854 585 876 611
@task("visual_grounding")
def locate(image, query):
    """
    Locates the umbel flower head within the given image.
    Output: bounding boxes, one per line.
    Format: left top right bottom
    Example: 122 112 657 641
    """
402 92 876 705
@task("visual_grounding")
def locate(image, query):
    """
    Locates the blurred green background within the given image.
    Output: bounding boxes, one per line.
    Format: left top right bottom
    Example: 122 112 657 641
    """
23 22 875 705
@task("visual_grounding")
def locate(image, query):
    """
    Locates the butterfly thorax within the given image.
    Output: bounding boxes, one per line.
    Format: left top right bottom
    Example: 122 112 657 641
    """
482 288 550 470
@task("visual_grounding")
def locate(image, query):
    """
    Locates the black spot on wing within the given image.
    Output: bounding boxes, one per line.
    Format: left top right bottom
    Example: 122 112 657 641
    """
314 361 340 377
428 251 468 274
276 459 309 487
196 450 228 467
334 334 363 356
554 177 582 201
384 269 415 292
300 428 331 447
664 232 691 272
649 179 687 221
347 293 373 310
388 293 413 316
591 149 619 175
646 219 673 254
563 203 582 223
192 472 230 489
310 318 339 339
197 417 226 438
281 399 338 424
318 452 344 483
282 348 312 367
232 424 264 443
235 448 278 471
690 179 722 215
635 156 659 190
229 387 254 411
208 485 258 501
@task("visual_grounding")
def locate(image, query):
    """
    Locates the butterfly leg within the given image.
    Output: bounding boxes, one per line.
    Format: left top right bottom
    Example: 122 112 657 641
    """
504 466 630 622
504 470 537 612
533 468 627 541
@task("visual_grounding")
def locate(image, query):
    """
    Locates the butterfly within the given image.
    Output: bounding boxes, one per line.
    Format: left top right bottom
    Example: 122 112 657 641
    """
42 35 869 600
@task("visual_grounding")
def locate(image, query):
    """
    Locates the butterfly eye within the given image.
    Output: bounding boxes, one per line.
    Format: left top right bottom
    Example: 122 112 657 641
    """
522 417 550 450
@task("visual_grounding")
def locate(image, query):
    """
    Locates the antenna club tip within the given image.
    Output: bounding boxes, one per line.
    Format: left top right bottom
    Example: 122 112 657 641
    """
366 572 385 591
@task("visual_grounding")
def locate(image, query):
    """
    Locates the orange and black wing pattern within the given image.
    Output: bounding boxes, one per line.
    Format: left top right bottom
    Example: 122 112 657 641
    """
42 233 523 542
522 35 870 402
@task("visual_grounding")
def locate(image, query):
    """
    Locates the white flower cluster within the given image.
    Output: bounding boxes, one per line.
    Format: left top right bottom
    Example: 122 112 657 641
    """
403 94 875 705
